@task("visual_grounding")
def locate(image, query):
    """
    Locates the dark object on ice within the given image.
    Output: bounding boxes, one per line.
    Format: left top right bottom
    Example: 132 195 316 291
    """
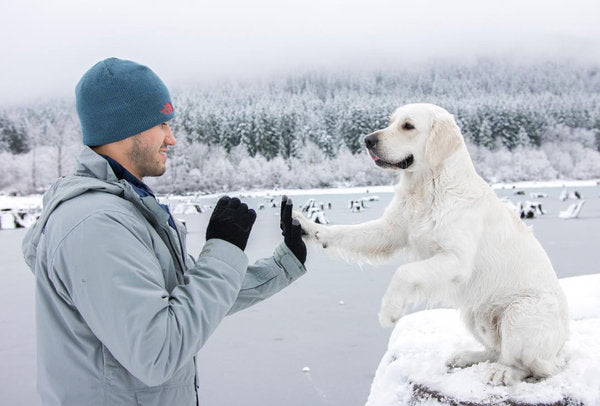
305 207 329 224
349 200 366 212
301 198 328 214
530 192 548 199
0 209 40 230
519 201 545 219
561 188 583 201
301 198 316 212
514 190 525 195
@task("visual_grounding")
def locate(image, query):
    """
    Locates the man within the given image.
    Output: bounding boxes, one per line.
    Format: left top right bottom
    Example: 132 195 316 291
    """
22 57 308 405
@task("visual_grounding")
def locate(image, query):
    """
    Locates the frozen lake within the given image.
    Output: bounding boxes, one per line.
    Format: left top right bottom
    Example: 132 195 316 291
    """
1 185 599 405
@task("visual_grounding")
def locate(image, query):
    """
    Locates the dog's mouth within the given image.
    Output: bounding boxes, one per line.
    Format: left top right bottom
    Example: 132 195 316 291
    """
368 150 414 170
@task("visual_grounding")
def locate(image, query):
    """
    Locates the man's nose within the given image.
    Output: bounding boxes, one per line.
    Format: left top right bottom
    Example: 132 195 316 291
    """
165 127 176 145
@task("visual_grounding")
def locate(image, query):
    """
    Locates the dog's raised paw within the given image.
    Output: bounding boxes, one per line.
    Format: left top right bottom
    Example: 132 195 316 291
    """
292 211 318 240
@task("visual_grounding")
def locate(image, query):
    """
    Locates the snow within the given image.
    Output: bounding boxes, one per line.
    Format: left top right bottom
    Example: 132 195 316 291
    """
0 194 42 211
1 179 596 213
490 179 599 190
366 274 600 406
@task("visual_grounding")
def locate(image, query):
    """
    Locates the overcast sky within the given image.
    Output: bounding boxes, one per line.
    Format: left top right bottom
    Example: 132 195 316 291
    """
1 0 599 105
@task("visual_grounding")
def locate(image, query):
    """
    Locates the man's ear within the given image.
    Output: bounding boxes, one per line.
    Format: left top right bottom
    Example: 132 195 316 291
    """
424 113 463 168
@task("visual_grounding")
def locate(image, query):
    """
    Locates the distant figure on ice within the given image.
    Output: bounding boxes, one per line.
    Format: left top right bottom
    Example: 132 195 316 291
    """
21 58 308 406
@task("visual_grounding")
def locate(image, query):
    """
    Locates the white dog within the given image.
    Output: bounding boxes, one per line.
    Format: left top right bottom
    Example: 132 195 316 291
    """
295 103 569 385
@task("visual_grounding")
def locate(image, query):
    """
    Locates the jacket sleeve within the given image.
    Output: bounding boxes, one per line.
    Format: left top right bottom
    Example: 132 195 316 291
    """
50 210 248 387
227 243 307 314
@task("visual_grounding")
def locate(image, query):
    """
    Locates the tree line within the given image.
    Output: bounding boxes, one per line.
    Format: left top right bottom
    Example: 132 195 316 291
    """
1 59 599 194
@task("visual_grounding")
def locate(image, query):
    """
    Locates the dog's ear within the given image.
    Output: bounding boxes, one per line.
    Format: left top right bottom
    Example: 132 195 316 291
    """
425 112 463 168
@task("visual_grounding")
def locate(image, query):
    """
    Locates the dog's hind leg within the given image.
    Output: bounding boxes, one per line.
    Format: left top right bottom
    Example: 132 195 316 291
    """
488 293 568 385
448 312 499 368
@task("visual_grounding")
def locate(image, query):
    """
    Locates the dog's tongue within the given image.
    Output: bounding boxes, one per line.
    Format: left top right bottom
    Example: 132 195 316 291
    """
370 153 379 161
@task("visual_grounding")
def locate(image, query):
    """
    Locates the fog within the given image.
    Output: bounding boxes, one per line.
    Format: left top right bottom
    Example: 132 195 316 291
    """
2 0 600 105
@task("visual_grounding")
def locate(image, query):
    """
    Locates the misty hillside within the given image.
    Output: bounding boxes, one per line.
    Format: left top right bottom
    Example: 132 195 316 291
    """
1 59 599 194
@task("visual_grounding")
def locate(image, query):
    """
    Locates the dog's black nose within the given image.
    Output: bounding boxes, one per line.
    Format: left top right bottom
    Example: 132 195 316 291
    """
364 134 378 149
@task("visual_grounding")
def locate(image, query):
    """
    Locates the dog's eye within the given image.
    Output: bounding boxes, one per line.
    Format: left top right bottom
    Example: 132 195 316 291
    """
402 122 415 130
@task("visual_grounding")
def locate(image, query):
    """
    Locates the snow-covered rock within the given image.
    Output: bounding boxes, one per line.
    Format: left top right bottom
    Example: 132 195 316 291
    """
366 274 600 406
559 201 585 219
307 207 329 224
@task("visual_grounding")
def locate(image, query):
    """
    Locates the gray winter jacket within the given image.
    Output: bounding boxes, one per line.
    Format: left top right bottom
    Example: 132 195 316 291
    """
22 147 306 406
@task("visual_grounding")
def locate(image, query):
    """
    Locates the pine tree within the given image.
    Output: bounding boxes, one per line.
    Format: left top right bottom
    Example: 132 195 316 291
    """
0 115 29 154
515 126 531 147
278 110 299 158
240 114 258 157
258 110 280 160
478 119 495 149
339 107 374 153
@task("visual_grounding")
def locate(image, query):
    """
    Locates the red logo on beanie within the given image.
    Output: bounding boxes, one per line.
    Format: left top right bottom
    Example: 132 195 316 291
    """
160 103 173 115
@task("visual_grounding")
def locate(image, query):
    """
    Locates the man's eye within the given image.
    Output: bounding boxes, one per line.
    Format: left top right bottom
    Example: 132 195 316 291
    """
402 122 415 130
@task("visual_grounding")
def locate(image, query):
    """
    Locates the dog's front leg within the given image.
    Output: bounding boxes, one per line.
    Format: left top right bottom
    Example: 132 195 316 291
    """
378 252 472 327
293 211 406 262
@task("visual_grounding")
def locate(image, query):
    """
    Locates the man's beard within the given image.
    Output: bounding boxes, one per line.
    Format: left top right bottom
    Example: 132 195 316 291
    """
128 136 166 178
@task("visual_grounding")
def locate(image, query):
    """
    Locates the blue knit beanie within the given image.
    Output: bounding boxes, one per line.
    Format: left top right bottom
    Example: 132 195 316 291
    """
75 58 175 146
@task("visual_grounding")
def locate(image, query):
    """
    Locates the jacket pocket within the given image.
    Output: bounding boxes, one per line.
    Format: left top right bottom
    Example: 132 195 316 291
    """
135 384 196 406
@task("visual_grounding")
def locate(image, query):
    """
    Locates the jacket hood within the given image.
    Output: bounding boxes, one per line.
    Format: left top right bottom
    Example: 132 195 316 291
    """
22 147 127 273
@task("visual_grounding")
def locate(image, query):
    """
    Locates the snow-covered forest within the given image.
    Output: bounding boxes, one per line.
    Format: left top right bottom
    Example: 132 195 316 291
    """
1 59 599 195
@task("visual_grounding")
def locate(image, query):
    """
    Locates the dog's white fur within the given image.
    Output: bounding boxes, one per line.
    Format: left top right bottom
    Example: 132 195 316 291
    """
295 103 569 385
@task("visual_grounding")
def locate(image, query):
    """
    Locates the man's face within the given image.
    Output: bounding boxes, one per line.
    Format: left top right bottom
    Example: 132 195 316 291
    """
126 122 176 179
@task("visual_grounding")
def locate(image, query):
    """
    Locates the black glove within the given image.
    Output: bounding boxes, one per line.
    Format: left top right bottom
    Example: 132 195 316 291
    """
206 196 256 251
280 195 307 265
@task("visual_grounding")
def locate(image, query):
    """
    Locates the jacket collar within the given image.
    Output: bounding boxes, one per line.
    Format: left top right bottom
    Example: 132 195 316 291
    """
75 146 120 182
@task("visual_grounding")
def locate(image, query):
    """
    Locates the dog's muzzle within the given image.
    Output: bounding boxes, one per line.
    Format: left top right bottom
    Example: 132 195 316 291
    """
365 135 414 170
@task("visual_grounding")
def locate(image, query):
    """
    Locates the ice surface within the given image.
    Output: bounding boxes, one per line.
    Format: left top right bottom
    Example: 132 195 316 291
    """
1 183 598 405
